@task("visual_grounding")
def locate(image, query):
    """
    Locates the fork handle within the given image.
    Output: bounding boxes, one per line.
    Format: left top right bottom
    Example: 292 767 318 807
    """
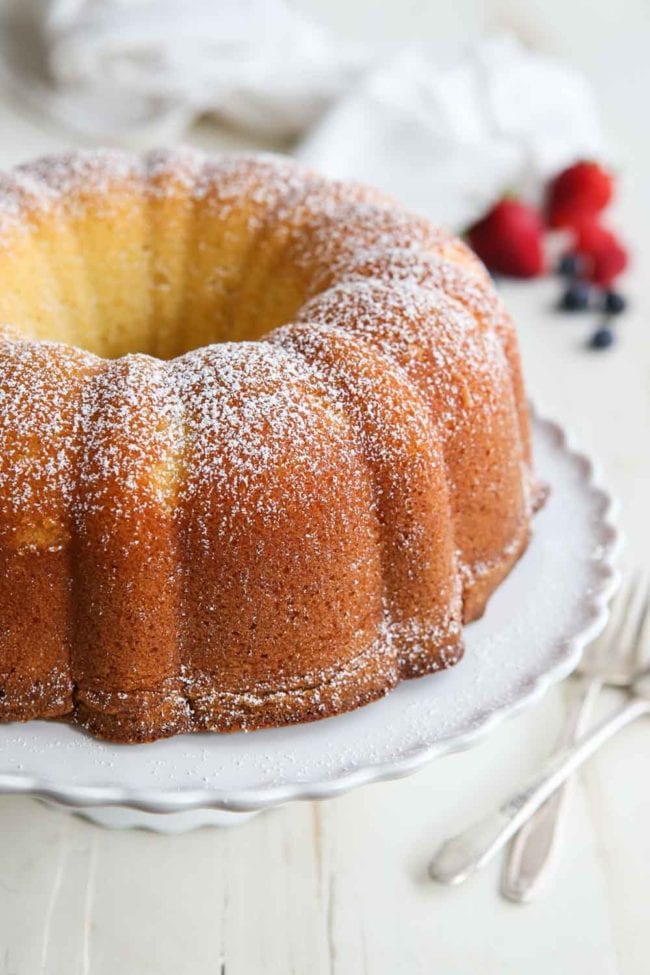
500 677 602 902
429 694 649 886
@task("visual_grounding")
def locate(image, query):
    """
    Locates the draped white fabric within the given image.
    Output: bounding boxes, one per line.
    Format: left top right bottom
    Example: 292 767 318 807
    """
299 37 605 230
3 0 369 141
0 3 604 230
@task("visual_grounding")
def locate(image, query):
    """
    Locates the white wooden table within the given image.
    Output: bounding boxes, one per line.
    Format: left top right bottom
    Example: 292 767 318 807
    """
0 2 649 972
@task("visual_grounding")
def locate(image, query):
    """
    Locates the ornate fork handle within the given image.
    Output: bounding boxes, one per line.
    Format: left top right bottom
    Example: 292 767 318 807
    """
429 694 650 886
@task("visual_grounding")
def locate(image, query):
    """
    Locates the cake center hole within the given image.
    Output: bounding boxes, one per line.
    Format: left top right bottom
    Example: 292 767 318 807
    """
3 236 304 360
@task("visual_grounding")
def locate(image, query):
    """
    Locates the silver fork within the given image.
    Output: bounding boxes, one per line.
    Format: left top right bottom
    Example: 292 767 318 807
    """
501 574 647 902
429 576 650 889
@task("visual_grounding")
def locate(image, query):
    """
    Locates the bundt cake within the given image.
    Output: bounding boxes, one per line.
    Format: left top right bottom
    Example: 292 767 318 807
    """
0 149 539 743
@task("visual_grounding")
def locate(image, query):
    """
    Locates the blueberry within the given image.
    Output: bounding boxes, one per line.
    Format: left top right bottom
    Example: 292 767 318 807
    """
557 252 582 277
603 290 627 315
559 281 591 311
589 326 615 350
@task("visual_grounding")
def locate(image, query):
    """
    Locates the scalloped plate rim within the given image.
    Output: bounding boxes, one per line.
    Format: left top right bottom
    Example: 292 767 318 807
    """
0 408 621 814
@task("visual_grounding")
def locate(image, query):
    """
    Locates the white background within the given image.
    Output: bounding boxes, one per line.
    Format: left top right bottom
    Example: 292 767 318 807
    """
0 1 649 972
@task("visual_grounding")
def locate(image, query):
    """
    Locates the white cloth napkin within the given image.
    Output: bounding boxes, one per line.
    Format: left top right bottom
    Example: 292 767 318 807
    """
298 36 605 231
0 3 604 231
1 0 369 142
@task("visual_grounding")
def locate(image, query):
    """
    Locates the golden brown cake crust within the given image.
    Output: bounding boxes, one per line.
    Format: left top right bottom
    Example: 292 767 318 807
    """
0 149 537 743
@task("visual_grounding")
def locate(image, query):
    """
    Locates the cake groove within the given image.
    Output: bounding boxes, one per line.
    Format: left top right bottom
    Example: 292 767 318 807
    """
327 247 532 467
73 355 191 738
296 278 531 619
0 331 96 720
272 322 463 677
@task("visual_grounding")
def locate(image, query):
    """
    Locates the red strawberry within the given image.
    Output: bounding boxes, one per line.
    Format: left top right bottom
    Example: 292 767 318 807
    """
546 160 613 229
574 220 628 286
467 199 544 278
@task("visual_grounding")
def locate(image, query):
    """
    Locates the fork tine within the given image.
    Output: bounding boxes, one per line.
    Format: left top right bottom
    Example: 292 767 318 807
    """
581 572 648 686
629 579 650 668
617 571 643 638
617 572 645 642
619 572 647 653
590 573 639 659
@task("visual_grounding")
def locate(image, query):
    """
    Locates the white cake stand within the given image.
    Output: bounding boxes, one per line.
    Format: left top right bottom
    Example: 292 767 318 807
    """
0 412 620 831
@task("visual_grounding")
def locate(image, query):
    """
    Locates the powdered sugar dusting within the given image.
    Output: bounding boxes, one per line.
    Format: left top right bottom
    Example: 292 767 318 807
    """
174 342 351 519
0 332 98 540
0 149 534 742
